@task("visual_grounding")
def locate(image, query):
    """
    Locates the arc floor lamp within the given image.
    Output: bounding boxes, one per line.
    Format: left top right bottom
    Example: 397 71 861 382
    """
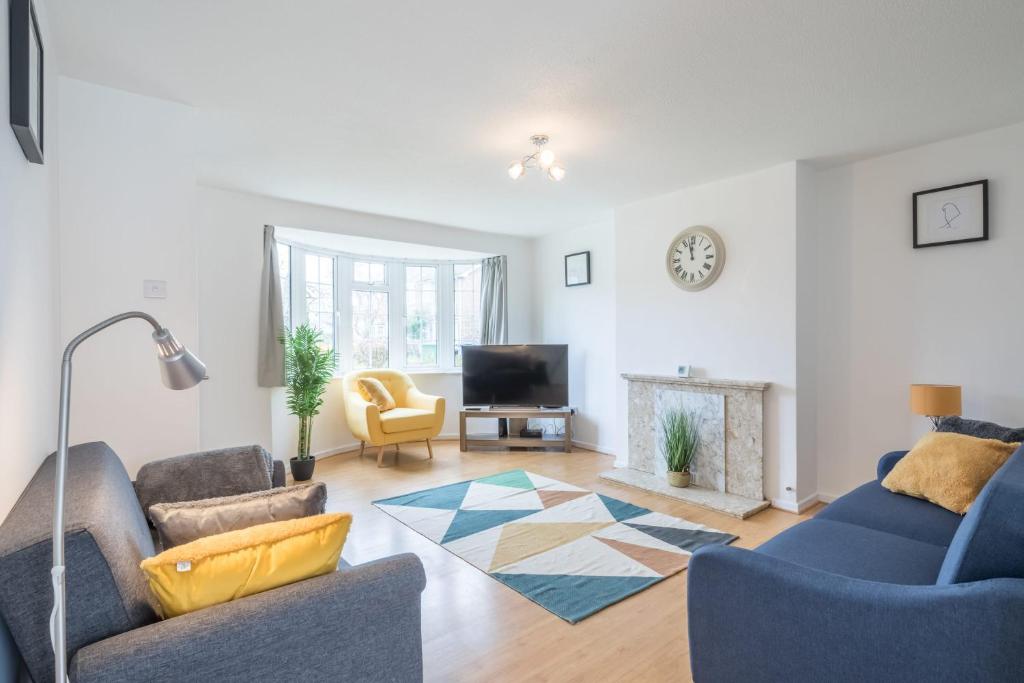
50 312 207 682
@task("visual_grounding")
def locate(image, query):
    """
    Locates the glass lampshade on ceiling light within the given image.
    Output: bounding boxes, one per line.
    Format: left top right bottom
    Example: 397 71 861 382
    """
507 161 525 180
507 134 566 181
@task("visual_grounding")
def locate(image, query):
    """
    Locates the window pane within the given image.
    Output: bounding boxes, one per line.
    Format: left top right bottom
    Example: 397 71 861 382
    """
304 254 335 352
352 290 389 368
353 260 386 285
453 263 482 366
278 244 291 330
405 265 438 367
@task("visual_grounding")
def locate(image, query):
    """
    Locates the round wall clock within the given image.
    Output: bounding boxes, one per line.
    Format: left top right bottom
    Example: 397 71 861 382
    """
666 226 726 291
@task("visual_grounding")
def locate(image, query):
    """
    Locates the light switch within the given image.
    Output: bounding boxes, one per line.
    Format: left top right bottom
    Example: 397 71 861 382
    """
143 280 167 299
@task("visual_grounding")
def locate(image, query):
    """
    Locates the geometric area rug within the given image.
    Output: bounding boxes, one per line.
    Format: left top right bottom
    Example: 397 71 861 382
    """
373 470 737 623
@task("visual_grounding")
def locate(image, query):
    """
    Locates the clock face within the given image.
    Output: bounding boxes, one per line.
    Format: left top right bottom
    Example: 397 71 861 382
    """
666 226 725 291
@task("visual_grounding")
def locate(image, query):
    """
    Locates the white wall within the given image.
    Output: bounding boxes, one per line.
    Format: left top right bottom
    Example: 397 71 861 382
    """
58 78 200 476
53 80 537 470
614 163 803 505
794 162 819 504
196 186 537 459
1 3 59 676
0 0 61 521
534 219 617 453
815 122 1024 500
47 72 1024 514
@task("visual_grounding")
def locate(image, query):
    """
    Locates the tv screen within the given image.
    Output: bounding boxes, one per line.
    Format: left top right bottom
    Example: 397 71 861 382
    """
462 345 568 407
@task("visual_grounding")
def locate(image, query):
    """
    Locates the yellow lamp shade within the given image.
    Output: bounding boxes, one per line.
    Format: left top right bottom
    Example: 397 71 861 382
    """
910 384 962 417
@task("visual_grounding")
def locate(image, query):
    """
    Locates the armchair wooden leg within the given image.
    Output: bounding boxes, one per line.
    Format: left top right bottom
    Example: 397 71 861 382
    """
426 439 434 459
395 442 400 454
359 441 365 458
377 445 385 468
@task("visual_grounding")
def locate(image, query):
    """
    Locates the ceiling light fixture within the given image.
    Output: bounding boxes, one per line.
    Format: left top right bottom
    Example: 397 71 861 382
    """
508 134 566 181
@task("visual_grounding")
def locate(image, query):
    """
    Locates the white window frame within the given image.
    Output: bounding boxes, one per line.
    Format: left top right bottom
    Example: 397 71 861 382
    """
451 261 482 367
290 249 337 353
279 239 481 375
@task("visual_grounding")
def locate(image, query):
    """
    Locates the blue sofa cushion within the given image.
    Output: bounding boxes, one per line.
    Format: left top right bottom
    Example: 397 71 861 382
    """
937 416 1024 443
938 445 1024 584
756 519 947 585
816 479 962 547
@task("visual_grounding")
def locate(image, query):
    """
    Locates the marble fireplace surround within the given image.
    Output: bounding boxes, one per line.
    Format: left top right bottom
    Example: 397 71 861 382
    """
600 374 770 518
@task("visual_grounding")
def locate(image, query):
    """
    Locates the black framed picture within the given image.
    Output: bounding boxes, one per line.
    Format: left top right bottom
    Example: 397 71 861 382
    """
9 0 44 164
913 179 987 248
564 251 591 286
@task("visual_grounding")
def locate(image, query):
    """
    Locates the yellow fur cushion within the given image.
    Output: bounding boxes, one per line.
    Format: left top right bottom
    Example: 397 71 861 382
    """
882 432 1019 514
357 377 397 411
140 512 350 618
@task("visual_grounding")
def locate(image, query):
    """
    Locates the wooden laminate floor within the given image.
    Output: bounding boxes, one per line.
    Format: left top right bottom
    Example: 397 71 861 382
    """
315 440 821 683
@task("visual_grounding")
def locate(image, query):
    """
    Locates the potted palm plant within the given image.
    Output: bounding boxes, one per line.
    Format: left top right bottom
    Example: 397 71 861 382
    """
282 324 337 481
661 408 701 487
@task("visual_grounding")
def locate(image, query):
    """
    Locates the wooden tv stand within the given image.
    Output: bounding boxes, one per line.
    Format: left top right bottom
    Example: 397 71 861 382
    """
459 407 573 453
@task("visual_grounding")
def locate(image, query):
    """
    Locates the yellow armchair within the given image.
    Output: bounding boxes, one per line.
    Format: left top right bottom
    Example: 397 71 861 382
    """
341 369 445 467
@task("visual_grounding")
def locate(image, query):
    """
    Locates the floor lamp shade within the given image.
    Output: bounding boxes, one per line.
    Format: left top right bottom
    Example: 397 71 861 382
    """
153 328 208 389
910 384 962 417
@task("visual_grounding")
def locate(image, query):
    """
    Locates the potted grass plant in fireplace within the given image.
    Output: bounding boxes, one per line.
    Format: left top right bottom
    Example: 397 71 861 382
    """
282 323 337 481
662 408 701 487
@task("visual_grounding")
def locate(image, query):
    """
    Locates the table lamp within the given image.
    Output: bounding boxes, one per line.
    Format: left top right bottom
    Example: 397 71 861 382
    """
50 312 207 683
910 384 962 430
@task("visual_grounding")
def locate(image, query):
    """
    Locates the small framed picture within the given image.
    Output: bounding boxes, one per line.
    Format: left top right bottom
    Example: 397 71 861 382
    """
677 365 692 378
913 180 987 248
8 0 44 164
564 251 591 287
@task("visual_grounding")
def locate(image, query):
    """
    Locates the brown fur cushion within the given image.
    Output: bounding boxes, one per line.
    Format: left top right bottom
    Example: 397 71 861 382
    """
882 432 1020 514
148 482 327 549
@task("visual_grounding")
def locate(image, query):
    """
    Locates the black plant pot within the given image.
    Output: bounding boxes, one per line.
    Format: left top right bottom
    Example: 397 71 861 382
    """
290 456 316 482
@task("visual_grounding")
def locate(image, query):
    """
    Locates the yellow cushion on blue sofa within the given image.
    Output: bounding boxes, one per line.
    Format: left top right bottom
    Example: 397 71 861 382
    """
140 512 350 618
882 432 1019 514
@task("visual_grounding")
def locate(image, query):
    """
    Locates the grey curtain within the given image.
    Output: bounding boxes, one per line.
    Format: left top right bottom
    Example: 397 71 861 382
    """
257 225 285 386
479 255 508 344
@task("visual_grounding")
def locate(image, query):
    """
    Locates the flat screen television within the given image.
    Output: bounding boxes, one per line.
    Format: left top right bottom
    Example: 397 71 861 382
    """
461 344 569 407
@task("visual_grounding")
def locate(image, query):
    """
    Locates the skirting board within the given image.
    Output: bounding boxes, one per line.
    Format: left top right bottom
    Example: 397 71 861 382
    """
600 468 770 519
310 433 611 461
571 440 617 456
313 433 462 460
770 493 821 514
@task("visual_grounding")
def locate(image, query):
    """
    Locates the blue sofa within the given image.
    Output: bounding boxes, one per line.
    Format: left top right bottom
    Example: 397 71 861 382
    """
687 445 1024 682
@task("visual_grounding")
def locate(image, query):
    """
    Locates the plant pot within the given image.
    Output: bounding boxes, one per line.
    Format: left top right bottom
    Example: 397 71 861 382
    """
290 456 316 482
667 471 690 488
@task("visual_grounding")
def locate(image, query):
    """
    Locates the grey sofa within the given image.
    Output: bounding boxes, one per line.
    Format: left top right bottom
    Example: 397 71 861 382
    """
0 442 427 683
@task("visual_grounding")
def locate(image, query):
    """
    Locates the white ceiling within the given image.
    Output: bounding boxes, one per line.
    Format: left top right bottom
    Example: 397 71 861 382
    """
50 1 1024 236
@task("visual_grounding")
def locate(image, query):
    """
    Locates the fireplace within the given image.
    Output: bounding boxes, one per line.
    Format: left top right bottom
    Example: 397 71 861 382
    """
600 374 770 518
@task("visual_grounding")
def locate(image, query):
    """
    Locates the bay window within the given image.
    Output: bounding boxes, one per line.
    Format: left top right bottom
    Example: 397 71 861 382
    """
452 263 482 366
304 253 335 352
351 289 389 368
405 265 438 367
279 242 483 373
